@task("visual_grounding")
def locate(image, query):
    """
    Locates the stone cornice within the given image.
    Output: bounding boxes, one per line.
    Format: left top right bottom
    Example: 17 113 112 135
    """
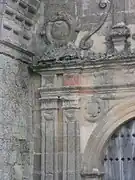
0 40 34 63
31 52 135 71
38 84 135 96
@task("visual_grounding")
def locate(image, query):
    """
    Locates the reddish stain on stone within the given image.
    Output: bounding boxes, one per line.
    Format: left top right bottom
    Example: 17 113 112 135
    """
64 74 96 94
78 89 96 94
64 74 80 86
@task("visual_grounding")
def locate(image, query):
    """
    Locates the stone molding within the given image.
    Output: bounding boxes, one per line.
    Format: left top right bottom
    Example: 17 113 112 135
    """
0 40 34 64
61 96 80 109
31 52 135 71
39 96 58 110
81 168 104 180
38 84 135 97
39 95 80 110
82 98 135 173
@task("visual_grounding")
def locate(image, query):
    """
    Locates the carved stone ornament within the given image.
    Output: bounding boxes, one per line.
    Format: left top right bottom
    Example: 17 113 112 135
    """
43 11 76 46
41 99 57 110
84 97 103 122
99 0 108 9
109 22 130 53
62 96 80 109
43 110 54 121
79 0 111 50
64 109 76 122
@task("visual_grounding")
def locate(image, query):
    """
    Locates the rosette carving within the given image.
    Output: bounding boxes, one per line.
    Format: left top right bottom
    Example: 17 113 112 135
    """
44 11 76 46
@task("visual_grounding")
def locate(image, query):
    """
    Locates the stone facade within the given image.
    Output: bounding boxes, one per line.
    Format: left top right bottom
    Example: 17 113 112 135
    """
1 0 135 180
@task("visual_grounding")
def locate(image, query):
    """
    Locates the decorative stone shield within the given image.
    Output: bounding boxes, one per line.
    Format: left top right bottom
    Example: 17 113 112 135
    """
45 11 76 46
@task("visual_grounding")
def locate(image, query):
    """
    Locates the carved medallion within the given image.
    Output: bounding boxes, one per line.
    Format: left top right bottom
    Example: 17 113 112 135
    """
84 97 103 122
51 21 70 40
45 11 76 46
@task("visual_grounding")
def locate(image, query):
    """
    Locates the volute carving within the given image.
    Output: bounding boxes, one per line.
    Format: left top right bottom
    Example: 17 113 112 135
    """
99 0 108 9
79 0 112 50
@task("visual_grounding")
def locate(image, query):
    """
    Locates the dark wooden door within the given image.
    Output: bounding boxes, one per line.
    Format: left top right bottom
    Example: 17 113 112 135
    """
102 120 135 180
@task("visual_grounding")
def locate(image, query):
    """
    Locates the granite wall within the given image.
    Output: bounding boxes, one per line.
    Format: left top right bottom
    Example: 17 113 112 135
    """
1 0 135 180
0 54 33 180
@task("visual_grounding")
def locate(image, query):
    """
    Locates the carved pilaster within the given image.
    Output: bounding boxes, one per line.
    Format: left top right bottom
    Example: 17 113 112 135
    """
62 95 80 180
39 96 58 180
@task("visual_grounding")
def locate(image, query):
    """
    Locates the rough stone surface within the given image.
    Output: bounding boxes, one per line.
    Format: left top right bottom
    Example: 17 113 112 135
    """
0 54 33 180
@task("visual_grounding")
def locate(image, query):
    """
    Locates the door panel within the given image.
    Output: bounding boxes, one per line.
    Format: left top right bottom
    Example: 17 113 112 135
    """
103 120 135 180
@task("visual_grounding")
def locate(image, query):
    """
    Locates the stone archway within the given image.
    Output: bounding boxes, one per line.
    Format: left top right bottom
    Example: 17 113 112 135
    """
81 99 135 179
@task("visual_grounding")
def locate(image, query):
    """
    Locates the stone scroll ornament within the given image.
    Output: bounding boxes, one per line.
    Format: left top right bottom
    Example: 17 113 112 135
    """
79 0 112 50
43 11 77 46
